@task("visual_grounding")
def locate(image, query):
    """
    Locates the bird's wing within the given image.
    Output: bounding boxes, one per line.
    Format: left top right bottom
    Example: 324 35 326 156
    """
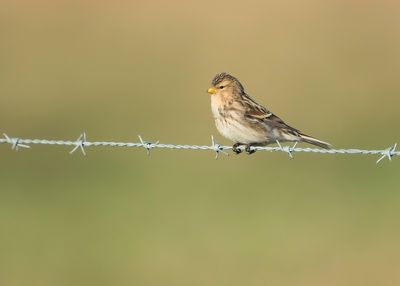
242 94 300 134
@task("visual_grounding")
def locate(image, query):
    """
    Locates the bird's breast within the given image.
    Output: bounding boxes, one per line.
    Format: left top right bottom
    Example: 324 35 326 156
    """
211 98 266 144
211 98 225 119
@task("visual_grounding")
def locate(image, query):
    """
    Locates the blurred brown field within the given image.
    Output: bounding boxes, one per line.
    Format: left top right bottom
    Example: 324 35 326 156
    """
1 1 400 286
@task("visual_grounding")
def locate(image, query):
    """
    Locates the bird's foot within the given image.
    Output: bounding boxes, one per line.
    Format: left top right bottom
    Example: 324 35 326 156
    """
232 143 243 155
245 144 256 155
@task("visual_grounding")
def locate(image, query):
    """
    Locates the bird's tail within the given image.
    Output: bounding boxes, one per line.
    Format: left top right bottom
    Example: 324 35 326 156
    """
299 133 331 149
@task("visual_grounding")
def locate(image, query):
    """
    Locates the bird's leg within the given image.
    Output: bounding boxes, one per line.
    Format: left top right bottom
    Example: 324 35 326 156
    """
232 143 243 154
245 144 256 155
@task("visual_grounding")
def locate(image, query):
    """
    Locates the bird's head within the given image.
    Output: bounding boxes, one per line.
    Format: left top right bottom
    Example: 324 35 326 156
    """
207 72 245 98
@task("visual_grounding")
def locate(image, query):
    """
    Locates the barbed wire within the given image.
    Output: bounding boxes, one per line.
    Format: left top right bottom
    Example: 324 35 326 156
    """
0 133 398 164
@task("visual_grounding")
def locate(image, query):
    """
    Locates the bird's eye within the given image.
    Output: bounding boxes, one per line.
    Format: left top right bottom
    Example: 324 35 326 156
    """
219 86 224 89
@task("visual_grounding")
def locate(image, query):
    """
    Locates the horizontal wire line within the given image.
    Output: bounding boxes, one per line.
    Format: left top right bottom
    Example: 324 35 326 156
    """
0 134 398 163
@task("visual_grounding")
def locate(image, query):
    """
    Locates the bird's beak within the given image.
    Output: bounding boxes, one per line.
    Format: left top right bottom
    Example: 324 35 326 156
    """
207 88 216 95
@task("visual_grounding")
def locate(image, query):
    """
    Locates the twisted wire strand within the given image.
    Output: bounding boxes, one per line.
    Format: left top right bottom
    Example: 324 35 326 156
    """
0 133 398 163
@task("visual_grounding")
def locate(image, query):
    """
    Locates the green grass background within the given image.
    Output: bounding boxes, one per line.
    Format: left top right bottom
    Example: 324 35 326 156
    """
1 1 400 285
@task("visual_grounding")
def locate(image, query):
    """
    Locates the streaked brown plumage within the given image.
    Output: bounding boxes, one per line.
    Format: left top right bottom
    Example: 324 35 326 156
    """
207 72 330 154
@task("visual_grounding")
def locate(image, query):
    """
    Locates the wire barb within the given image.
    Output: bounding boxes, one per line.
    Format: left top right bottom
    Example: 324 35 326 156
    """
276 140 297 159
138 135 159 156
211 136 228 159
3 133 30 150
376 143 397 164
70 132 87 155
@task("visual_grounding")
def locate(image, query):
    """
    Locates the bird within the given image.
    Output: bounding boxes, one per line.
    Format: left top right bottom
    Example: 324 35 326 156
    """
207 72 330 154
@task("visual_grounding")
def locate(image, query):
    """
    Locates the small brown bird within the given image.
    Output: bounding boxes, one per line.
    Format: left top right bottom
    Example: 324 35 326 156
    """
207 72 330 154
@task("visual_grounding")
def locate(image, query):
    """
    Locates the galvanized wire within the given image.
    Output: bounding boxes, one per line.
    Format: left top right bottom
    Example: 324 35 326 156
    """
0 133 398 163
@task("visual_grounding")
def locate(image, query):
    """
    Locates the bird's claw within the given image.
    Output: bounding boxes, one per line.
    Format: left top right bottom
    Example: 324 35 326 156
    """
232 143 256 155
232 143 243 155
245 144 256 155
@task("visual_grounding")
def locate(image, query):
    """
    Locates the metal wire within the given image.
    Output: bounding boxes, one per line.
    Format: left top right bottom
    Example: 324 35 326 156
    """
0 133 398 163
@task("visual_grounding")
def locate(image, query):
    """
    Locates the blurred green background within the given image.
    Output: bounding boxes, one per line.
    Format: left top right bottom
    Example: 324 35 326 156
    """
1 1 400 285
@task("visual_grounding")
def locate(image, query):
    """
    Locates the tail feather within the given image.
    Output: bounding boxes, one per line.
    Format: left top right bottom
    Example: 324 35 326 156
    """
299 134 331 149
